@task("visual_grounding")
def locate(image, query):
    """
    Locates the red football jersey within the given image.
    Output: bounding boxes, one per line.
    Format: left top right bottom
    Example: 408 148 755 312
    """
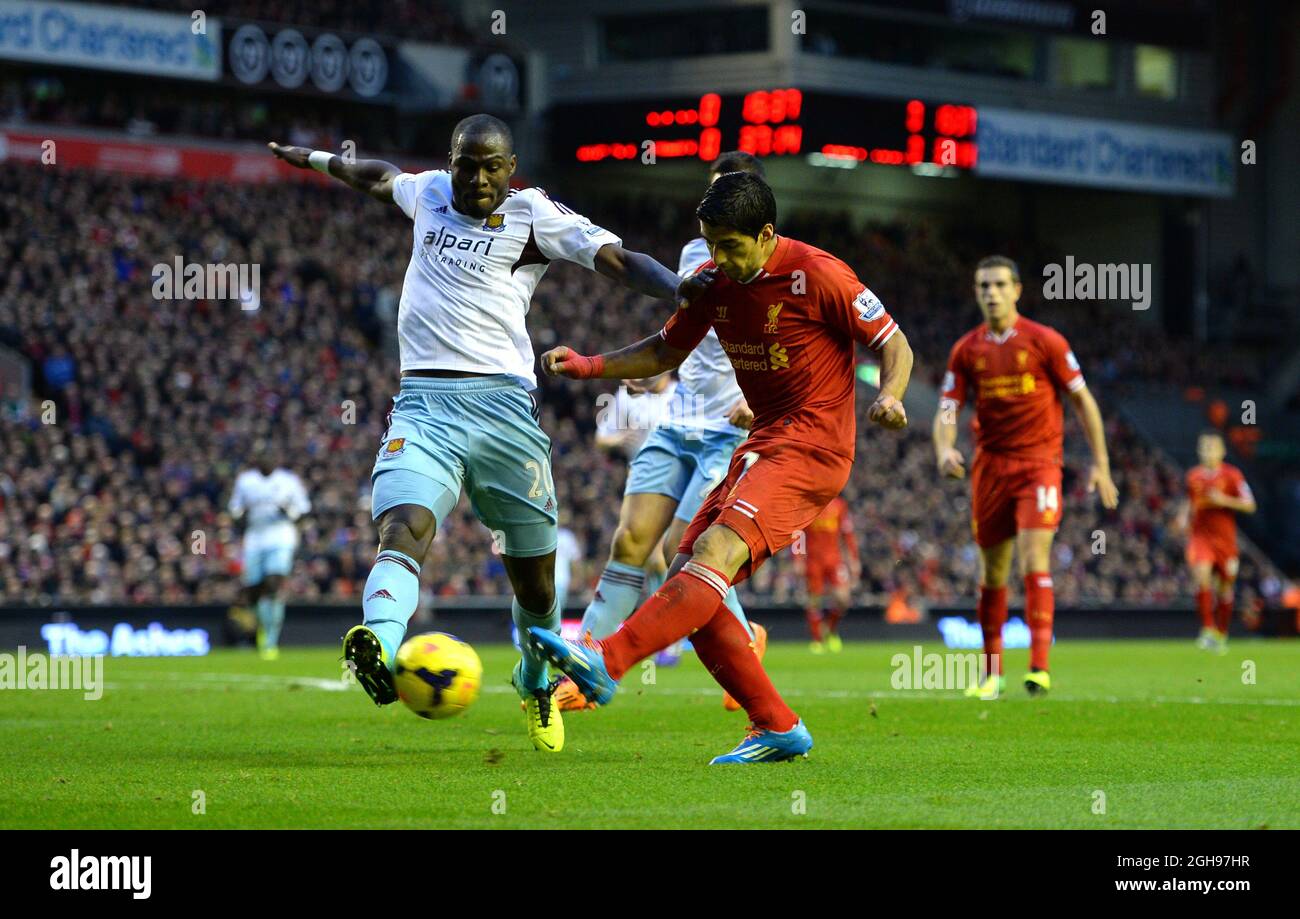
1187 463 1251 547
661 236 900 460
803 495 856 562
940 316 1084 465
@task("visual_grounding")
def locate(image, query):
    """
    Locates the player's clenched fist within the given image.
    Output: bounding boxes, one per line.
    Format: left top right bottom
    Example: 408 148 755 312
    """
867 393 907 430
541 346 604 379
267 142 312 168
937 447 966 479
675 268 716 309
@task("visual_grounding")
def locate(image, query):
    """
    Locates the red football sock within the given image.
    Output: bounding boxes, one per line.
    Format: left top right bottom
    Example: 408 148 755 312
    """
824 608 845 634
1215 597 1234 635
600 562 731 680
804 607 824 641
977 585 1008 676
691 603 798 732
1196 588 1215 630
1025 573 1055 672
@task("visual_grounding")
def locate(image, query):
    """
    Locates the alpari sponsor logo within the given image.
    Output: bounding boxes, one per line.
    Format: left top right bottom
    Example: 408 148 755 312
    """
50 850 151 900
422 226 496 258
419 225 496 275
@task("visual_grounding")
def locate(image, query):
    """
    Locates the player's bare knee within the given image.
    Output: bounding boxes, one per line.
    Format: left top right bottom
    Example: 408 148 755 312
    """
376 505 435 563
610 523 654 567
690 526 748 579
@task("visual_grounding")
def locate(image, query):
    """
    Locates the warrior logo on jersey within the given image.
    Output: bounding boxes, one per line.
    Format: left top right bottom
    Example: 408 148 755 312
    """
764 302 783 334
854 287 884 323
482 213 506 232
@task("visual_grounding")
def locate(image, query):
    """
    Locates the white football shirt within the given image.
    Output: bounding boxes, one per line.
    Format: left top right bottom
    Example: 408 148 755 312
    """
391 171 621 387
229 468 311 550
671 238 746 434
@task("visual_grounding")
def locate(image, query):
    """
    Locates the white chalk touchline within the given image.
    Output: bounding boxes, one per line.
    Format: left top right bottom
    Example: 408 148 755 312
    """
95 672 1300 707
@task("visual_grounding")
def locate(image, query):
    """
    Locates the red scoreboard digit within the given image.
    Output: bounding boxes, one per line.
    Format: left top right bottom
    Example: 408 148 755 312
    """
556 90 977 170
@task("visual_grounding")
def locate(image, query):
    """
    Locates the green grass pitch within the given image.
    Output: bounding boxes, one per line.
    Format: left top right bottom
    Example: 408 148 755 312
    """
5 639 1297 829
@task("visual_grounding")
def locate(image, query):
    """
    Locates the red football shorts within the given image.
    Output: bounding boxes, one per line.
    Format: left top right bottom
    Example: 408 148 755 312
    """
679 436 851 584
1186 535 1239 580
804 555 849 595
970 453 1063 549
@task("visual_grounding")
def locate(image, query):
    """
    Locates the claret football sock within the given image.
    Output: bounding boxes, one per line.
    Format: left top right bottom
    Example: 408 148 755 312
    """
691 602 797 732
361 549 421 666
977 585 1008 676
513 594 561 694
601 561 732 680
580 561 645 640
1025 573 1055 672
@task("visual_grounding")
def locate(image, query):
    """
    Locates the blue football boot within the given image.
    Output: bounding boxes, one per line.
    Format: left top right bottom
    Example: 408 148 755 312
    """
709 720 813 764
526 627 617 706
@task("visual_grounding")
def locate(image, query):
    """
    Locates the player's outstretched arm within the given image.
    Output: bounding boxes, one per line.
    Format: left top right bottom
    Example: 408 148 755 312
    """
593 244 706 303
867 329 912 430
541 334 688 381
268 143 402 205
1067 385 1119 509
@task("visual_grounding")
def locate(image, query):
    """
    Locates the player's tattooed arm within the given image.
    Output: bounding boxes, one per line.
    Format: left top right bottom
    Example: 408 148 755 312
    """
541 334 688 381
267 143 402 204
867 329 912 431
1067 386 1120 509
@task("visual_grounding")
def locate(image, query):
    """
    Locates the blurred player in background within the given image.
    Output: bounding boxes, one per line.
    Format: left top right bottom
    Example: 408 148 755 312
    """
795 495 859 654
533 172 913 763
1176 430 1256 652
228 446 311 660
568 153 767 712
554 514 582 616
269 114 693 754
935 256 1119 699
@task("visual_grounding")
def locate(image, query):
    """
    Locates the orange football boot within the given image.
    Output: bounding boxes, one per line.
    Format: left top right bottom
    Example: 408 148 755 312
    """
722 621 768 711
554 676 598 711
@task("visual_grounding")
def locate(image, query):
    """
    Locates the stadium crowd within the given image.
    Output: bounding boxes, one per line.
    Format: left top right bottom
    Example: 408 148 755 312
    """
0 162 1283 615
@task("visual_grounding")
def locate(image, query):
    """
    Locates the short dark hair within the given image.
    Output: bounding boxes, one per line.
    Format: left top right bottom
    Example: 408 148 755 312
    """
451 113 513 153
696 171 776 238
709 151 765 180
975 255 1021 282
